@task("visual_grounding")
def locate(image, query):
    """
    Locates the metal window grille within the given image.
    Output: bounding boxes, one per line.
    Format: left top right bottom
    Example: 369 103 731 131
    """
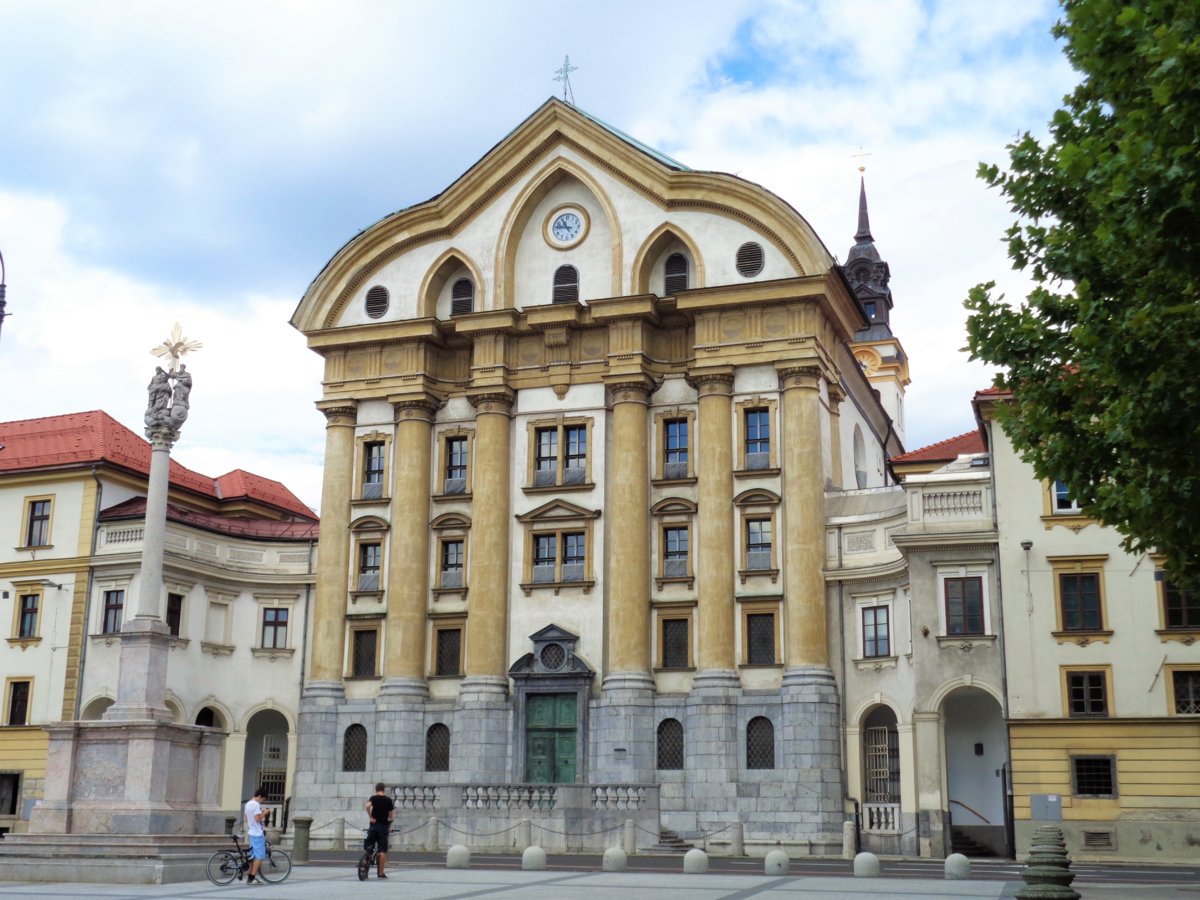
443 477 467 495
552 265 579 303
661 619 688 669
1174 671 1200 714
944 576 985 635
560 564 584 582
663 461 688 480
746 716 775 769
664 253 688 294
1082 831 1115 850
1072 756 1115 797
259 735 288 803
364 285 389 318
746 551 772 571
746 613 776 665
1068 671 1108 717
540 643 566 670
1165 584 1200 629
735 242 765 277
425 723 451 772
1060 573 1102 631
532 565 556 584
440 568 463 589
656 718 684 770
435 628 461 677
450 278 474 316
864 725 900 803
352 629 377 677
343 724 367 772
361 481 383 499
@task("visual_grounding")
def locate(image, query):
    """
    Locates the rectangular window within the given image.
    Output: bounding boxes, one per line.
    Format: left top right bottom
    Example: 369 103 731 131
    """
1054 480 1081 513
25 500 51 547
1071 755 1116 797
863 605 891 658
441 539 464 588
1173 670 1200 715
663 527 689 578
102 590 124 634
661 618 689 669
663 418 689 480
746 612 776 665
261 608 288 650
744 408 770 469
6 681 29 726
1164 583 1200 629
1067 670 1108 717
945 576 984 635
435 627 462 677
444 436 467 494
564 425 587 484
17 595 39 639
746 519 772 570
358 542 382 591
362 441 385 499
562 532 585 581
351 629 377 677
0 773 19 815
533 534 557 583
165 592 183 637
534 427 558 486
1060 573 1103 631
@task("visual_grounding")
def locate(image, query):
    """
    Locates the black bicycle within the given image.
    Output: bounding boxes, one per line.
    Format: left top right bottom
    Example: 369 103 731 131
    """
207 833 293 885
357 826 391 880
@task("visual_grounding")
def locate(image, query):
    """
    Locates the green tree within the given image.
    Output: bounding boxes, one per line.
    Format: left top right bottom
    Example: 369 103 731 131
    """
965 0 1200 586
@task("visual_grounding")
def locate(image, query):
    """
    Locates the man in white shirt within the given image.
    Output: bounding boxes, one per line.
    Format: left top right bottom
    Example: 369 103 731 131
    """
243 786 268 884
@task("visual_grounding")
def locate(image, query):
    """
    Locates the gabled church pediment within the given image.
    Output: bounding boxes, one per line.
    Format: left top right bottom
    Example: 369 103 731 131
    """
515 498 599 524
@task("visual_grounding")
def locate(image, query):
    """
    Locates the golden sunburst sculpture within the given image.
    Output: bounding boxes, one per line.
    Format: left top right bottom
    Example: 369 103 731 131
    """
150 322 203 372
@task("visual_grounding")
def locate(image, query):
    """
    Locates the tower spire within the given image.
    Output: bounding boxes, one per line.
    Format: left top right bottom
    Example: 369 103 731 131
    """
855 176 873 243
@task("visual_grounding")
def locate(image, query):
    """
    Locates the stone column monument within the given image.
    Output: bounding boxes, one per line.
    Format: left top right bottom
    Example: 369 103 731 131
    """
0 326 227 884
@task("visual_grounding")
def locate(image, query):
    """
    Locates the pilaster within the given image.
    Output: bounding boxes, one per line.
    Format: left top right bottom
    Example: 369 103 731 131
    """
828 384 845 488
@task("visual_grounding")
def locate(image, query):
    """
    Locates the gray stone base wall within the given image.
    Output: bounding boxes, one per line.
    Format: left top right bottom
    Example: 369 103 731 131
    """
1016 816 1200 864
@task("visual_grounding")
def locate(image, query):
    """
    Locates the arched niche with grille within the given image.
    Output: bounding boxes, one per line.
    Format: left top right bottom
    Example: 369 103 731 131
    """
552 265 579 304
656 718 684 770
365 285 389 318
343 723 368 772
425 723 451 772
736 242 765 277
451 278 474 316
746 716 775 770
664 252 689 295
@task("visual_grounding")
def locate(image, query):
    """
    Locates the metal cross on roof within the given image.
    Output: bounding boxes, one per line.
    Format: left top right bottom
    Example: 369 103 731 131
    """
851 147 872 174
554 55 577 105
151 322 203 372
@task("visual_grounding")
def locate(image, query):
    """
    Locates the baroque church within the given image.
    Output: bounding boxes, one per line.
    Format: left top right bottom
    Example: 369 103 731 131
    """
289 98 908 851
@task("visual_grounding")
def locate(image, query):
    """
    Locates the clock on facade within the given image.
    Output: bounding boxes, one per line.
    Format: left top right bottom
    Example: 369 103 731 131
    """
544 206 588 248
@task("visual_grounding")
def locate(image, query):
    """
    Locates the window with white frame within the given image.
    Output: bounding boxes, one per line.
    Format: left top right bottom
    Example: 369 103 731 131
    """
862 604 891 658
261 607 289 649
937 566 991 637
101 590 124 635
1053 480 1081 513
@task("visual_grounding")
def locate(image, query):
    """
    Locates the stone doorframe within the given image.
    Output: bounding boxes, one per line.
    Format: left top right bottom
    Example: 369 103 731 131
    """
508 624 595 784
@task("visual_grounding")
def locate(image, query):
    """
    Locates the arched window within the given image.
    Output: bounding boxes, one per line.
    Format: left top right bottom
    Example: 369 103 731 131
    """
746 716 775 769
656 718 684 770
451 278 474 316
194 706 219 728
664 253 689 294
425 723 450 772
343 724 367 772
553 265 579 304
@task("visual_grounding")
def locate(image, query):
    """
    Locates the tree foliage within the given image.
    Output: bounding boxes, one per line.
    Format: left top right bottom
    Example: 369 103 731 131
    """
965 0 1200 585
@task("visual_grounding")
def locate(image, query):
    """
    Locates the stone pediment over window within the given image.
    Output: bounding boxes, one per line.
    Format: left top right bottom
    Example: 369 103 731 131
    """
509 624 595 679
350 515 389 533
650 498 697 517
515 499 600 525
733 488 781 508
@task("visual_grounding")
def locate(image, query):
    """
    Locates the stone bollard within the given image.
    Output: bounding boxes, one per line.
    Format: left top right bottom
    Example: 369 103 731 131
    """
623 818 635 855
764 849 790 875
333 816 345 852
842 820 856 859
603 847 627 873
517 818 532 851
684 848 709 874
446 844 471 869
427 816 440 852
944 852 970 880
1015 825 1079 900
291 816 312 864
853 851 880 878
522 846 546 871
731 822 744 857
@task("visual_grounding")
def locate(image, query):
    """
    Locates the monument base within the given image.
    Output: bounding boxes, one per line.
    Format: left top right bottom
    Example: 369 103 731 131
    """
0 833 230 884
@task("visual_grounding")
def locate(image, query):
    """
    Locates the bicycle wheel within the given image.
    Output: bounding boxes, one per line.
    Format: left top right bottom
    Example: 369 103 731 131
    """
258 846 293 883
357 851 372 881
206 849 240 886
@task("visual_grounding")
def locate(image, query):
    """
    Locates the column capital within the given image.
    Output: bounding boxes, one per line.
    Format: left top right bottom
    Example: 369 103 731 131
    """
827 383 847 408
776 364 822 392
604 375 655 405
686 368 735 397
316 400 357 426
391 396 441 424
467 388 515 415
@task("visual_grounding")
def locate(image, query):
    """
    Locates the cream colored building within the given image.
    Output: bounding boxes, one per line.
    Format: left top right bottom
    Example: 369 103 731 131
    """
976 390 1200 862
0 411 318 830
289 98 906 851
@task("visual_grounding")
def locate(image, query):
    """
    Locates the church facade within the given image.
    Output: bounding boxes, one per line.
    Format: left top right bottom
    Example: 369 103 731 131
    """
289 99 906 852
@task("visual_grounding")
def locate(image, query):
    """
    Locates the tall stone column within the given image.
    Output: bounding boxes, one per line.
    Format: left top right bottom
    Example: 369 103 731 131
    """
776 364 842 846
691 370 739 688
377 396 435 777
594 377 655 783
828 385 845 489
458 390 514 782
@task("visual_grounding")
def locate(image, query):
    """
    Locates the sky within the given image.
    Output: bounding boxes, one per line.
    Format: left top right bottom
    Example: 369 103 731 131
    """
0 0 1079 512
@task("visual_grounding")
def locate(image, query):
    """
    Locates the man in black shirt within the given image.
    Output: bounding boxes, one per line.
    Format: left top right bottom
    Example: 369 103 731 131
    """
365 782 395 879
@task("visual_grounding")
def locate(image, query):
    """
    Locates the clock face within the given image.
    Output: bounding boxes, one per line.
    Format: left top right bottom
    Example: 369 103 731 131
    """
551 212 583 243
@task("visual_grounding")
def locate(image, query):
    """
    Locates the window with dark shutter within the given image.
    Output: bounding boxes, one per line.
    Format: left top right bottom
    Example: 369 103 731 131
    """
553 265 579 303
450 278 474 316
365 285 389 318
735 242 764 277
664 253 688 294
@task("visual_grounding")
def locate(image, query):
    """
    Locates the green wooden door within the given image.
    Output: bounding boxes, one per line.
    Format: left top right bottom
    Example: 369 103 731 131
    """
525 693 577 783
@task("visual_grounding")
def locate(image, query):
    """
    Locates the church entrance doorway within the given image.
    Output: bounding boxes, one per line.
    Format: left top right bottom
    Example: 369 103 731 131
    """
525 693 577 783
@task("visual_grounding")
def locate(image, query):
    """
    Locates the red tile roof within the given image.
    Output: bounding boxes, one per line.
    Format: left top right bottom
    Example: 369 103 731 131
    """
891 430 986 463
0 411 315 520
100 497 318 540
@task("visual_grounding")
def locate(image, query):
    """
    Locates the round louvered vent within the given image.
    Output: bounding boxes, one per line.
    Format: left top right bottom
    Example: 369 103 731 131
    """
365 285 389 318
736 242 764 277
540 642 566 670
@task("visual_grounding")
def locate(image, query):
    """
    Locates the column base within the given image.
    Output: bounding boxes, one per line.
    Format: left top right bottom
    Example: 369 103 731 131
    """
782 665 837 691
690 669 742 696
601 671 655 696
104 619 173 722
302 680 346 703
458 675 509 703
378 677 429 702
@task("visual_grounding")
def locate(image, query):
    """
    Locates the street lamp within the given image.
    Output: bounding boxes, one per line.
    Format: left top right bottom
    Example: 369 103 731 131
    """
0 248 8 343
